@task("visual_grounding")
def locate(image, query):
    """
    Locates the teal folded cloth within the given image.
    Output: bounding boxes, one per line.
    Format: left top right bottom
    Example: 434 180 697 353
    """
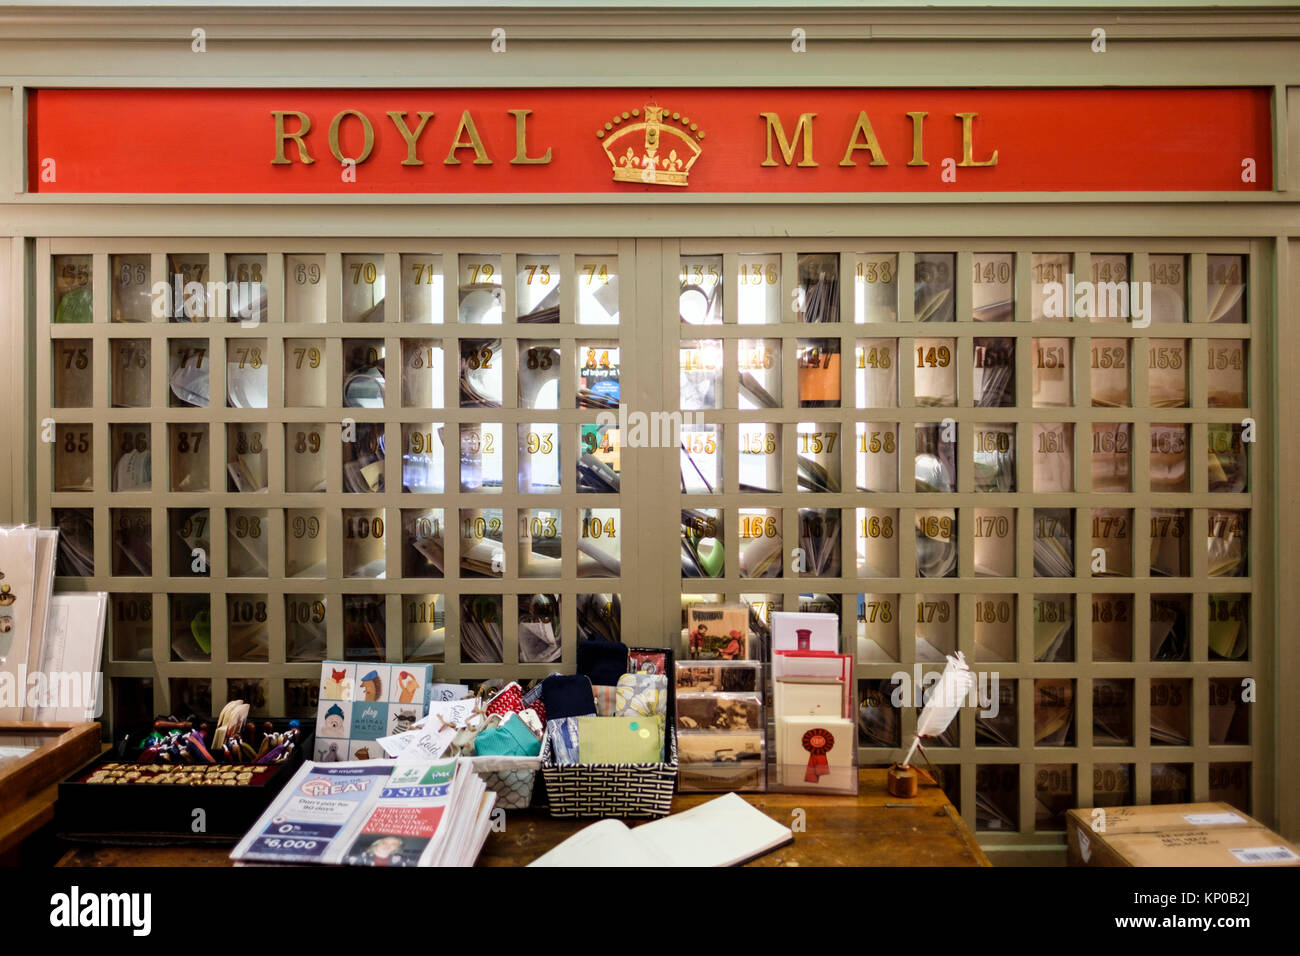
474 714 542 757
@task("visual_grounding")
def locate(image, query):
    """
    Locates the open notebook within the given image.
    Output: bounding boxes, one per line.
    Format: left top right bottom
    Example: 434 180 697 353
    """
527 793 793 867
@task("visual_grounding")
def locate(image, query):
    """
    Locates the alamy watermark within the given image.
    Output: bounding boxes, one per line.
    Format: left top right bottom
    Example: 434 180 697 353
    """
595 403 706 447
151 277 264 326
1041 273 1152 327
0 668 102 717
889 664 1000 718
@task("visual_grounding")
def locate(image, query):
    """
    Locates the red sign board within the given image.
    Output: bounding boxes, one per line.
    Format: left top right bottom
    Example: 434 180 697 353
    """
27 87 1271 194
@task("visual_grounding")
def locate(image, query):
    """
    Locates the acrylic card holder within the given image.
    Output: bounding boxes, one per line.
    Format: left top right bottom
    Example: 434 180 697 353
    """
769 650 858 795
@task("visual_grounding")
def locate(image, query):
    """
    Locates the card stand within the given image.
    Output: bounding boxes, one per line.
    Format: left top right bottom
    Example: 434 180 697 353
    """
341 253 386 323
228 594 270 662
403 593 445 663
399 253 444 324
539 725 678 818
342 508 386 578
676 693 766 793
854 253 899 324
769 648 858 797
285 509 326 578
227 423 268 493
57 717 311 843
1092 678 1135 746
796 339 839 408
973 253 1015 322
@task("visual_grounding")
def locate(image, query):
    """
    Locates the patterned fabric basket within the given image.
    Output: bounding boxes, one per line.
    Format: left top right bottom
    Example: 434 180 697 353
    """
465 754 542 810
539 726 678 818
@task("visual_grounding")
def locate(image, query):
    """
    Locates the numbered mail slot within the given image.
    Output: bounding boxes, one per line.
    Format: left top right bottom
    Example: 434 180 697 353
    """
971 252 1014 323
111 593 153 662
110 253 152 323
282 594 326 662
170 593 211 662
400 253 444 324
109 423 150 493
739 338 781 409
1032 422 1073 493
856 507 897 578
401 508 444 579
1207 254 1246 324
459 254 503 324
1090 339 1130 407
168 424 208 492
854 253 898 324
915 422 956 494
972 337 1014 407
519 423 561 494
796 507 840 578
167 254 210 322
915 252 955 323
342 253 385 323
285 508 326 578
460 423 503 493
227 423 268 493
169 338 210 408
1209 677 1249 745
1030 252 1071 321
1091 508 1133 577
1091 423 1131 493
1092 593 1134 662
405 593 446 663
169 507 210 577
681 424 721 494
228 593 270 662
517 507 561 578
1151 677 1192 746
344 339 385 408
284 338 327 407
1207 338 1248 409
796 423 840 494
53 508 94 577
973 423 1015 493
681 508 723 579
108 338 150 408
915 592 956 661
1093 763 1136 807
1150 508 1189 577
1208 423 1247 493
111 508 151 576
855 338 897 408
1151 763 1193 804
225 253 267 324
52 339 93 407
973 508 1015 577
1034 593 1074 662
344 423 385 494
679 339 721 411
226 337 268 408
732 253 779 325
461 338 502 408
1209 762 1251 812
460 593 503 664
1033 508 1074 578
1089 254 1133 322
516 254 560 322
857 593 899 662
461 507 504 579
796 338 839 408
285 423 327 493
227 508 269 578
1209 593 1249 661
970 591 1016 664
855 422 898 493
579 508 621 578
794 252 839 323
52 254 93 324
1035 763 1077 831
580 591 622 644
401 423 444 494
576 255 619 325
738 422 780 493
738 507 781 579
1151 594 1191 661
519 340 560 409
680 254 722 325
397 339 445 408
914 337 955 406
1150 423 1189 492
1032 338 1071 407
977 764 1019 832
285 254 325 324
978 681 1016 748
518 592 561 664
1207 509 1247 578
1148 339 1189 408
858 678 901 748
1035 679 1075 746
53 423 93 492
1093 678 1134 746
343 593 386 662
343 507 385 578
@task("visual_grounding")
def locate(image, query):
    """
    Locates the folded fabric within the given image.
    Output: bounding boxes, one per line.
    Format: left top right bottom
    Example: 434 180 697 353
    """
475 714 543 758
546 717 581 766
541 674 597 719
485 681 525 719
577 715 664 765
615 672 668 718
577 640 630 686
593 684 619 717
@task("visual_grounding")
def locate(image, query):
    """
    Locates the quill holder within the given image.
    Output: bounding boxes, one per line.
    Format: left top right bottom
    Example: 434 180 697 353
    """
888 651 975 798
887 745 939 799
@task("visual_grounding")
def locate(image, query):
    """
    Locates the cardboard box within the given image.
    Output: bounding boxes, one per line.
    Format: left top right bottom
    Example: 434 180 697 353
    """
1067 802 1300 867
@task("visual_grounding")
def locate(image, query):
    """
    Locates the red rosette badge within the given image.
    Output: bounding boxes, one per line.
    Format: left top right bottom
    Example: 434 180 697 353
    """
802 727 834 783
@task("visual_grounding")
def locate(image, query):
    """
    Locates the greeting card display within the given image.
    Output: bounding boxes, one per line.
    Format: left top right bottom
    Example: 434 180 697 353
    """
686 602 749 660
314 661 434 761
770 610 840 653
769 648 858 795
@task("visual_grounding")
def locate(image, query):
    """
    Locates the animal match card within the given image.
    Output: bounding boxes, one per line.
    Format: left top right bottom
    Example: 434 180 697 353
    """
315 661 434 761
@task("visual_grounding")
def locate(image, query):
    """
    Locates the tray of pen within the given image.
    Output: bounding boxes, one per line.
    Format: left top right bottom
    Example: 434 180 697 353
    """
57 703 312 844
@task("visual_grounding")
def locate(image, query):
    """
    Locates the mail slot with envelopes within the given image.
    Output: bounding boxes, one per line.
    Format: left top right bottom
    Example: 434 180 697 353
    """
1067 802 1300 867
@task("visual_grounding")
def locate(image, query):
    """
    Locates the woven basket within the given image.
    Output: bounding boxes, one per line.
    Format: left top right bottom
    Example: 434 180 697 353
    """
539 726 678 818
464 754 542 810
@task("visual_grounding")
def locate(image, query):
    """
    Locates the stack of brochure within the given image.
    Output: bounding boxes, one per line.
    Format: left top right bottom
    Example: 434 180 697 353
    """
231 758 496 867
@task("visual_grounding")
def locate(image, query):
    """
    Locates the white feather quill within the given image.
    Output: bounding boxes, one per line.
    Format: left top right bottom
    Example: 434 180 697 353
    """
901 651 976 767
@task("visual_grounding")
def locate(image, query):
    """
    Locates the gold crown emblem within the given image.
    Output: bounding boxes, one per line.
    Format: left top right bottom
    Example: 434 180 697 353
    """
0 584 14 606
597 105 704 187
